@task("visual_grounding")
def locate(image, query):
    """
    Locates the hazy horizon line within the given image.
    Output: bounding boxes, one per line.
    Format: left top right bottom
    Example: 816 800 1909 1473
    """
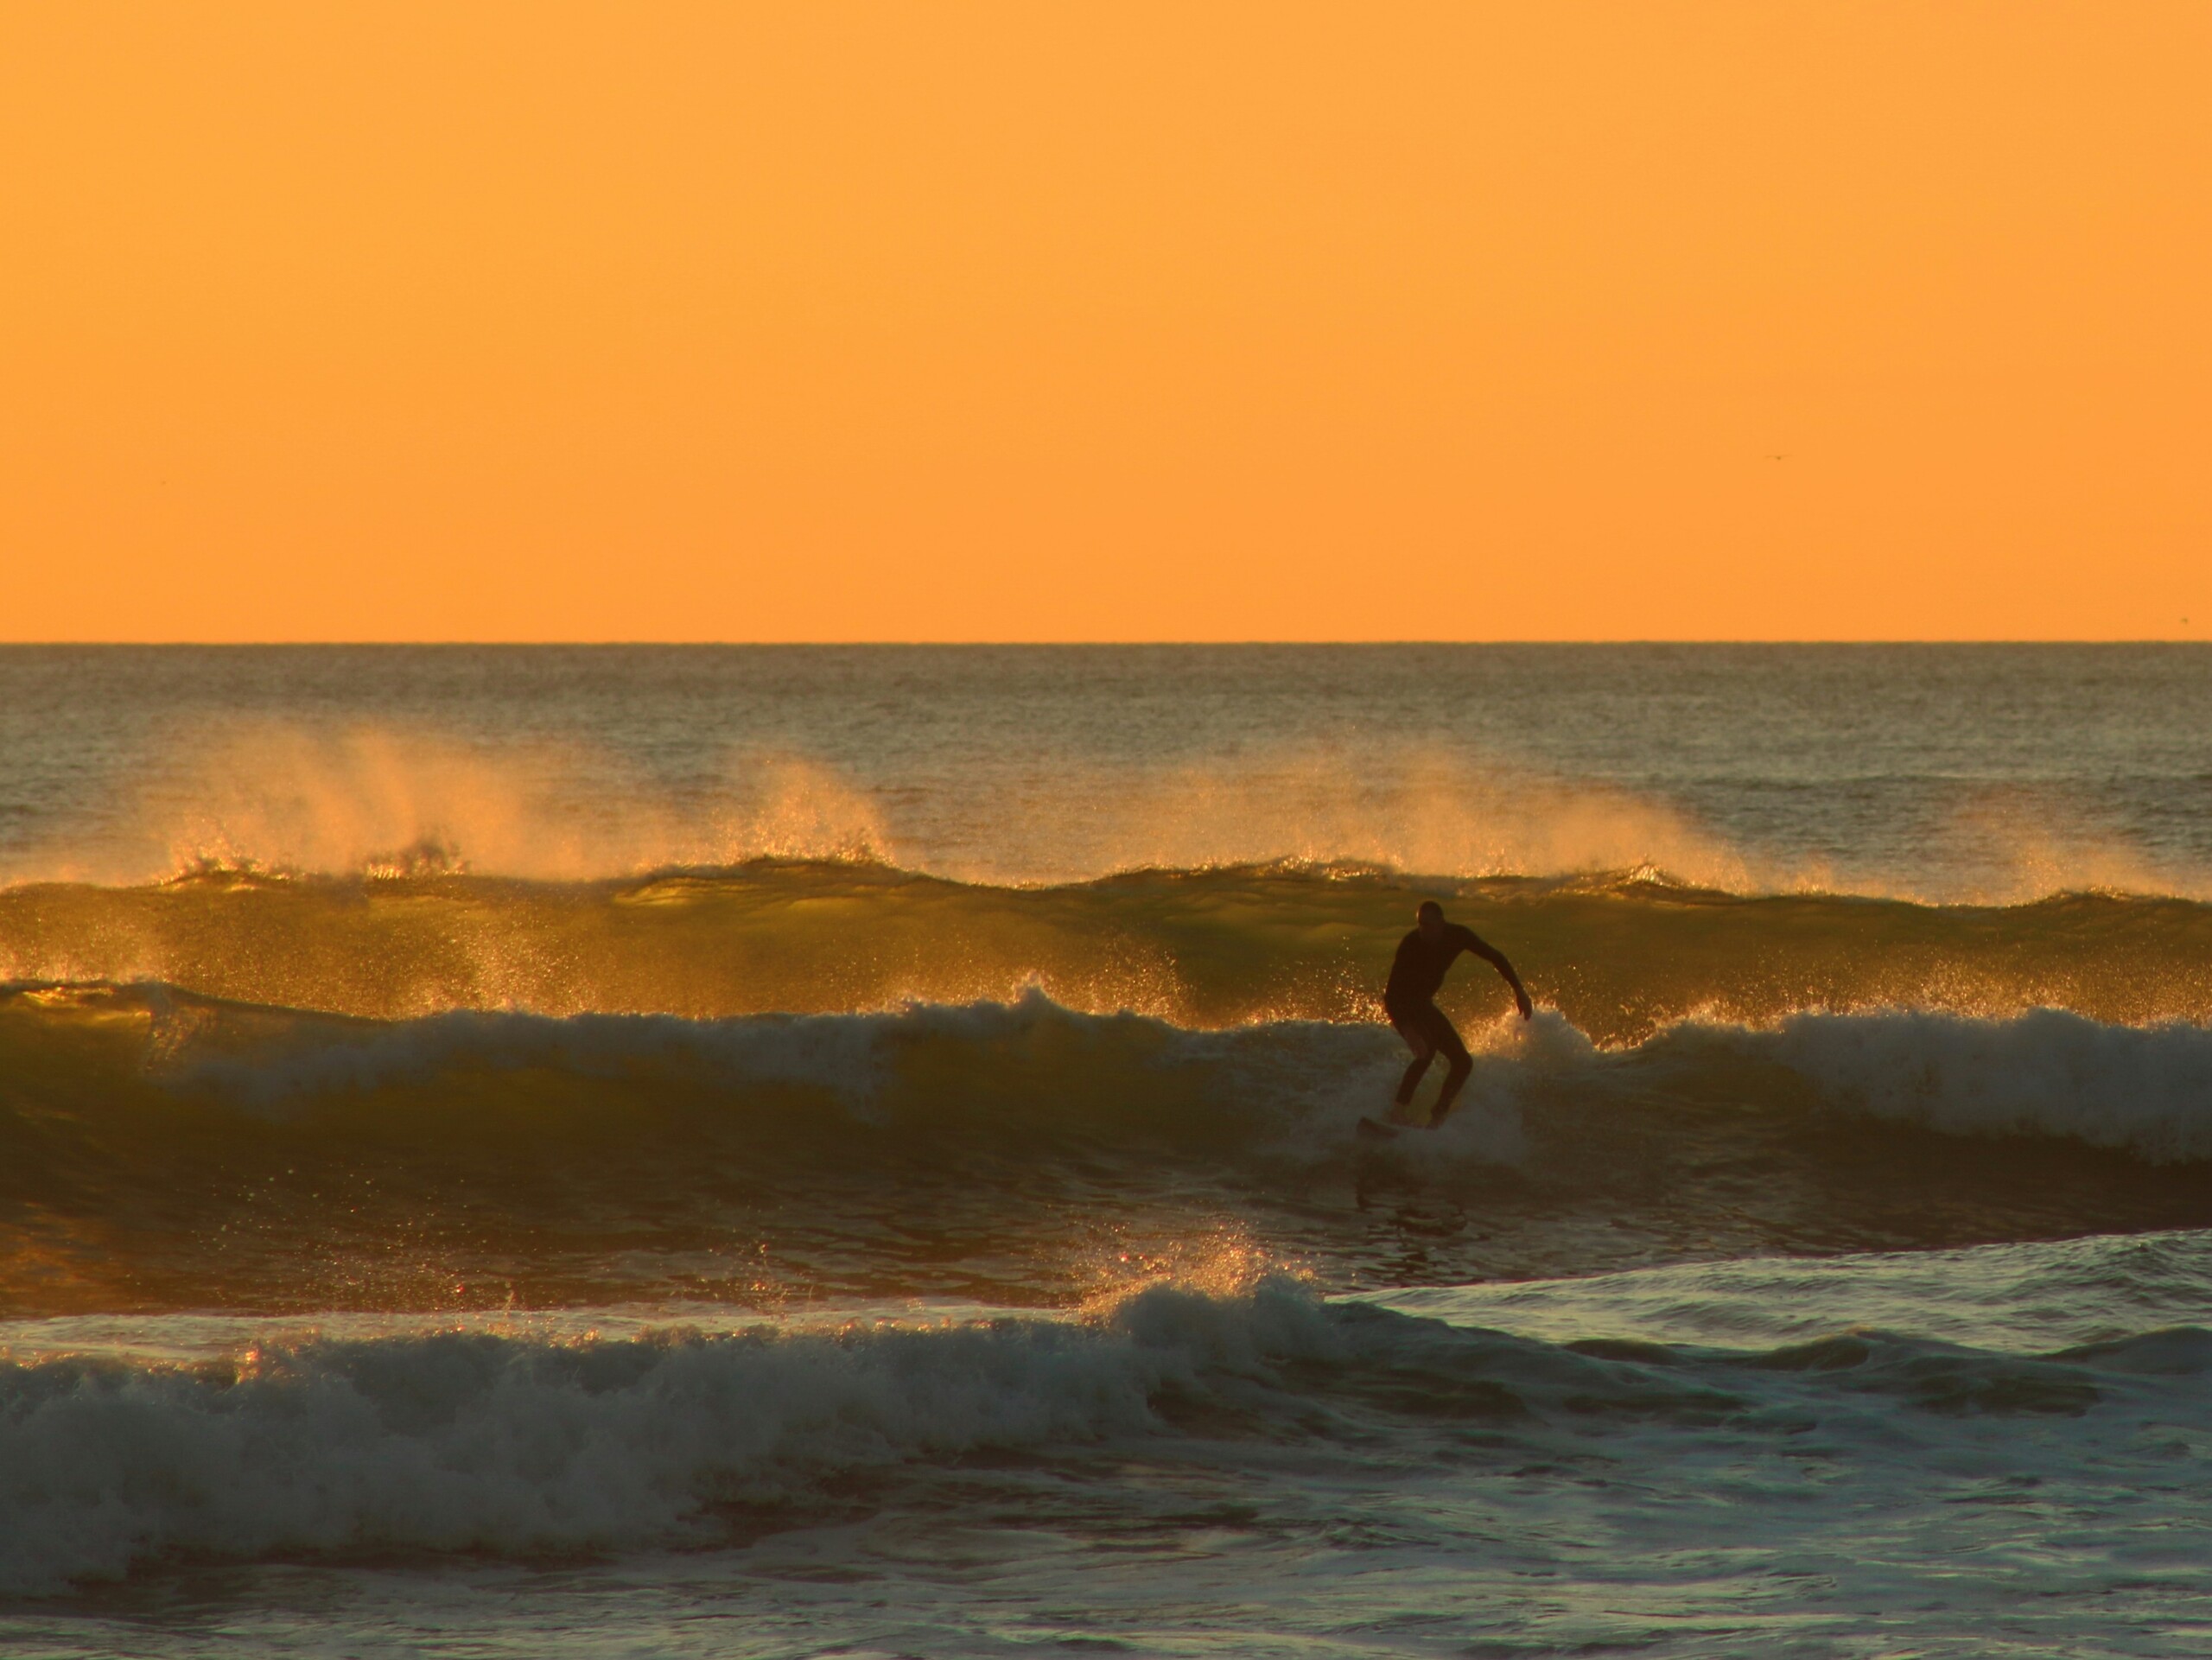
1 638 2205 651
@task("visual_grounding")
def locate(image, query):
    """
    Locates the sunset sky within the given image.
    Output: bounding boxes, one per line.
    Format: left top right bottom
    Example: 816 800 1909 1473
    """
3 3 2206 642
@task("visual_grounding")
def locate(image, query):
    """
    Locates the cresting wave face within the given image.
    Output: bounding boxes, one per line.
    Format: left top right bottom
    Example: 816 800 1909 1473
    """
6 863 2212 1036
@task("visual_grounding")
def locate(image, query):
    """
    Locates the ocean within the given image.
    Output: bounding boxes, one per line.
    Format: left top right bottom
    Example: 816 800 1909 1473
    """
3 643 2210 1657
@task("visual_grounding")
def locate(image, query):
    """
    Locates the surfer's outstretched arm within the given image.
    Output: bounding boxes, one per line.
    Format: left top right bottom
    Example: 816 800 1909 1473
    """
1467 934 1534 1020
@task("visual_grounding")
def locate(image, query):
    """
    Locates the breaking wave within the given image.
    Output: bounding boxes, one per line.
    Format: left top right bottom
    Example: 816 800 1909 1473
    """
6 981 2212 1319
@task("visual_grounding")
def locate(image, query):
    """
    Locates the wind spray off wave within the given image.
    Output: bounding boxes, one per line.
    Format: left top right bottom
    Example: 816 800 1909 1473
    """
9 699 2211 902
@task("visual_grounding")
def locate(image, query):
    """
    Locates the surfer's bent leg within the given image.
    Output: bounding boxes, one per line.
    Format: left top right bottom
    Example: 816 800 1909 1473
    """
1389 1006 1435 1105
1428 1015 1475 1121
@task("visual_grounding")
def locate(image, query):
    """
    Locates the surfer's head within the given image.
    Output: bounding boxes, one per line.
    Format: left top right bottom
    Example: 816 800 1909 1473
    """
1415 899 1446 939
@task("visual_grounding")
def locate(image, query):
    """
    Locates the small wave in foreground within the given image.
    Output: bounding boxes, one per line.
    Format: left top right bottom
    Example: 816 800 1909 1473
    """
6 1262 2212 1597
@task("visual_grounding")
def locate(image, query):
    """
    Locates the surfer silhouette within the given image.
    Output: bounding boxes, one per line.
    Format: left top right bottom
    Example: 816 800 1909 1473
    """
1381 900 1531 1129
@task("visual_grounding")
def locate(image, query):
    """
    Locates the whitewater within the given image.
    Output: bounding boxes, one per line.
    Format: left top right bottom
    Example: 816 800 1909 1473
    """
5 644 2212 1657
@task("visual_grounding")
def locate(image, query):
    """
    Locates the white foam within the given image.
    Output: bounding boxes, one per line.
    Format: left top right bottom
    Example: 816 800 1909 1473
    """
0 1281 1347 1595
1698 1007 2212 1162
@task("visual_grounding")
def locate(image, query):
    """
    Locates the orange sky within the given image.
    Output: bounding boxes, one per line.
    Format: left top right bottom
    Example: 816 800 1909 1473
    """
3 3 2207 641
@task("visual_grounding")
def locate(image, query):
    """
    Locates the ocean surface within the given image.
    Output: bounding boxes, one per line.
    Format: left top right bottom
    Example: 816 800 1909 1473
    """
3 643 2211 1657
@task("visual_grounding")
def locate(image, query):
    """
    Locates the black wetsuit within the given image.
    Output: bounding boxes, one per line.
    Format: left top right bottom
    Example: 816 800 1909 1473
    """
1384 923 1484 1061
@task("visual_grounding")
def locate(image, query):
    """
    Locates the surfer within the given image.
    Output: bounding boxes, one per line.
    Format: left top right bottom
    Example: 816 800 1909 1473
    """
1383 900 1532 1126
